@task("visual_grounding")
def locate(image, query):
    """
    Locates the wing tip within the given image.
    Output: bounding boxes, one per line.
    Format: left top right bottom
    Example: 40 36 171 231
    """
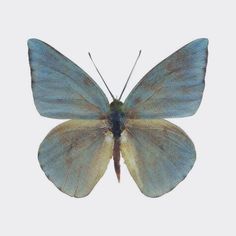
193 38 209 48
27 38 36 47
27 38 43 48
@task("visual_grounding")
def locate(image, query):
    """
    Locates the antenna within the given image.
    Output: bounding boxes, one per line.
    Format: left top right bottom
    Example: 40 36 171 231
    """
119 50 142 100
88 52 115 100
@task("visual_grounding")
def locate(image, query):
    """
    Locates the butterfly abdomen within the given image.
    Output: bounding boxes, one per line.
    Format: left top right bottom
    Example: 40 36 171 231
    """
113 138 121 182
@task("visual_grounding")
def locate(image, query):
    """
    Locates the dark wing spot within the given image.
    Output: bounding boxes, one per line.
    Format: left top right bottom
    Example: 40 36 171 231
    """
126 110 138 119
83 77 94 86
134 97 141 105
166 50 186 72
65 158 73 167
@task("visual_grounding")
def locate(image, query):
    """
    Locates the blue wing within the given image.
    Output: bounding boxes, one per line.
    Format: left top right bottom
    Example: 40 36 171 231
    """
124 38 208 118
121 119 195 197
28 39 109 119
38 120 114 197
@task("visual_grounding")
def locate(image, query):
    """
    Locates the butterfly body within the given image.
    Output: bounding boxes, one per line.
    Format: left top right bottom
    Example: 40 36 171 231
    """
28 38 208 198
108 99 125 181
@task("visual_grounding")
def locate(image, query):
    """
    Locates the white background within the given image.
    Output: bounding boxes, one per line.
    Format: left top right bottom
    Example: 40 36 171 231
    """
1 0 235 235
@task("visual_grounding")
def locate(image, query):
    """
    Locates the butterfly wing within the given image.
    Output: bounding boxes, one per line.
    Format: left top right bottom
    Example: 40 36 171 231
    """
38 120 113 197
120 119 195 197
28 39 109 119
124 38 208 118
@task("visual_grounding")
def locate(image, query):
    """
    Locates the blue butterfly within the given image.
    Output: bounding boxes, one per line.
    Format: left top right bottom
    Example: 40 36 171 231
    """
28 38 208 197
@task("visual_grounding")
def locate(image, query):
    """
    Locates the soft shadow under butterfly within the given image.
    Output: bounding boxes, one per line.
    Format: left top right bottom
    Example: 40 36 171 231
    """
28 38 208 198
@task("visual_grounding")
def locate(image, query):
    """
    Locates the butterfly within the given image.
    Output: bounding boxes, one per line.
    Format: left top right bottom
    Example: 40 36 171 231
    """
28 38 208 198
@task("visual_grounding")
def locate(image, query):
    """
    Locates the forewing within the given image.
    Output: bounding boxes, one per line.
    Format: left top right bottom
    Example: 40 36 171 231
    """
120 119 196 197
124 38 208 118
28 39 109 119
38 120 113 197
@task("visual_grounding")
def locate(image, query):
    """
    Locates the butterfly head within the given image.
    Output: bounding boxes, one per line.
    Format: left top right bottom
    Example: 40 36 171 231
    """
109 99 124 112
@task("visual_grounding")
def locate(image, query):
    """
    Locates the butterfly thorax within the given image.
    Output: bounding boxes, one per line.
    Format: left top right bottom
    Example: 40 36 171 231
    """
108 99 125 139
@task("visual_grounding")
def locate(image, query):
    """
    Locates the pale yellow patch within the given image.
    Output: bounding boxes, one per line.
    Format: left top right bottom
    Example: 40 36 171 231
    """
120 130 143 189
104 132 114 143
